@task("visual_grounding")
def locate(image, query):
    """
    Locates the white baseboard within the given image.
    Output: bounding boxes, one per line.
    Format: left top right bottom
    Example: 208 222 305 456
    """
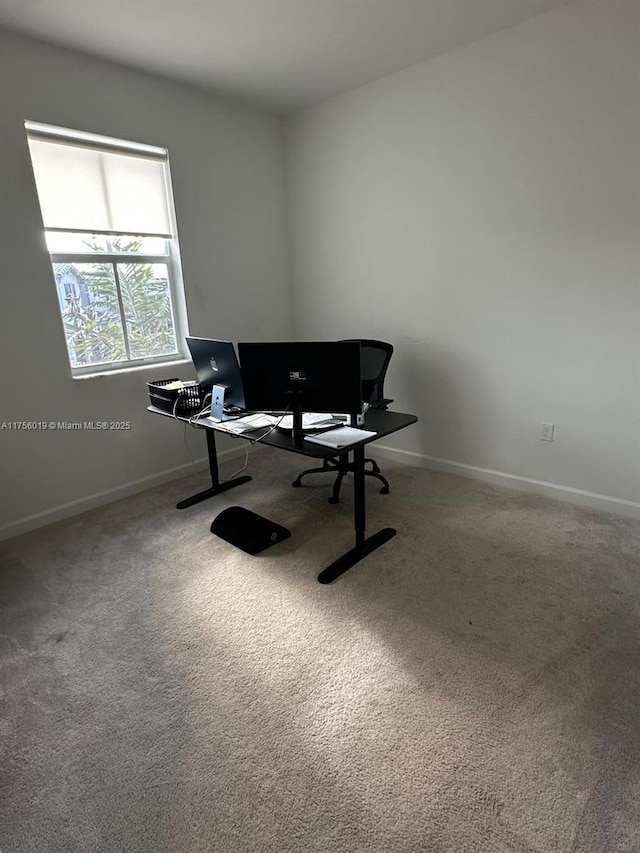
0 446 247 542
4 442 638 541
374 444 640 521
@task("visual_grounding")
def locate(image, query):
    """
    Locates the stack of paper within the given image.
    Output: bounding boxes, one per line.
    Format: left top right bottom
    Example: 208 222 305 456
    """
304 426 377 449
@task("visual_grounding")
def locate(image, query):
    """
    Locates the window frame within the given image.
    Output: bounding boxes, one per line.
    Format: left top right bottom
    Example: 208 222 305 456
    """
26 121 190 378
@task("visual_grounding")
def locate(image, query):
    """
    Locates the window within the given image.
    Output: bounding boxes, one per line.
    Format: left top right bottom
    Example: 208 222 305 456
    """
25 122 188 377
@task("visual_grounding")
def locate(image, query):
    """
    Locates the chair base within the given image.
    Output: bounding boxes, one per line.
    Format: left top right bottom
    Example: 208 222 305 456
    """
292 456 390 504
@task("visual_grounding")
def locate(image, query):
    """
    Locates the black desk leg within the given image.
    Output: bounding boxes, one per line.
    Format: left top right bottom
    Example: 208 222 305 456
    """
176 428 251 509
318 446 396 584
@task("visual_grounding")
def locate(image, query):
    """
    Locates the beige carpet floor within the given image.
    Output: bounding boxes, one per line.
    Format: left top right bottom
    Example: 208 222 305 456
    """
1 448 640 853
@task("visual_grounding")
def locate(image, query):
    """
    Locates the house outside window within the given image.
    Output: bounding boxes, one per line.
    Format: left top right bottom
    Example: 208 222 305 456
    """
25 121 188 377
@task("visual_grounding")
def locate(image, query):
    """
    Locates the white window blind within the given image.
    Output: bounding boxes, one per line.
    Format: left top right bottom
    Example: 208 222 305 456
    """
26 124 172 237
24 120 188 377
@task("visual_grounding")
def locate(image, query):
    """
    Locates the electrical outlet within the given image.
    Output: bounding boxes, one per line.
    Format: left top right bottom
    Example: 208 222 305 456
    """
540 422 555 441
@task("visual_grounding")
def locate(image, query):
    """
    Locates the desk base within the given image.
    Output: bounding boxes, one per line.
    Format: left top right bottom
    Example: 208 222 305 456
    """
317 527 396 584
176 475 252 509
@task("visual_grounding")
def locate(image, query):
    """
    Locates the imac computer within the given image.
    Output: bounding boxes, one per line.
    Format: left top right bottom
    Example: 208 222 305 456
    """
237 341 362 443
186 337 246 413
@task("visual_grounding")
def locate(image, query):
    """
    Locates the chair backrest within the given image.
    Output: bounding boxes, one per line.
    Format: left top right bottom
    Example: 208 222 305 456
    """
340 339 393 407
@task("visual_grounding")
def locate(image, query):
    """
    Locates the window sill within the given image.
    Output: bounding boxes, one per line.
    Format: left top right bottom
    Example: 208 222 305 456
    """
71 358 192 380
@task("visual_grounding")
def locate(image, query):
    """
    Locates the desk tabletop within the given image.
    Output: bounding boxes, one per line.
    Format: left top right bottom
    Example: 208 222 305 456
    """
255 409 417 458
148 405 417 459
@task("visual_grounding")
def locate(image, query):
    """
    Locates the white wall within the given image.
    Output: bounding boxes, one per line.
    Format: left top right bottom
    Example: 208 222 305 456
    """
285 0 640 515
0 30 291 536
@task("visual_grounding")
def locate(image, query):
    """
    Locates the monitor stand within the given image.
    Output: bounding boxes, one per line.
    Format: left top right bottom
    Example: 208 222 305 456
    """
289 392 305 445
210 384 238 422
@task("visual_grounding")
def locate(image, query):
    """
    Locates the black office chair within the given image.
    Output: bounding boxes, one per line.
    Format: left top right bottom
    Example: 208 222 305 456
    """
292 339 394 504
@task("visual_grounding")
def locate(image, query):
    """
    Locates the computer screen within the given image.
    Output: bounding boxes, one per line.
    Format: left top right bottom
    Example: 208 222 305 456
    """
185 337 245 409
237 341 362 440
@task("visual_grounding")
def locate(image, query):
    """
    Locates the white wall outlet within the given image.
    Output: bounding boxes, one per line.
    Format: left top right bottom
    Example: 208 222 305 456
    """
540 422 555 441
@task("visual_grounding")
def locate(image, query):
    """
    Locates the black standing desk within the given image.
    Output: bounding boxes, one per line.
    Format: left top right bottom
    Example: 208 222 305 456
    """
148 406 417 583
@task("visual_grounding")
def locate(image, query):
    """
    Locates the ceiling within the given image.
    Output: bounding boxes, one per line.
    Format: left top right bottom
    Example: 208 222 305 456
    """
0 0 569 114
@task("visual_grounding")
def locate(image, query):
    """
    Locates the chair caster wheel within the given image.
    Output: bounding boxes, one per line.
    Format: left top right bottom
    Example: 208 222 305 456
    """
328 496 339 505
380 486 390 495
292 479 302 488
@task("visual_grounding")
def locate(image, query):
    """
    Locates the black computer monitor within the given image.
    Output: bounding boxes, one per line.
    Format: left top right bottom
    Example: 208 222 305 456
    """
238 341 362 443
185 337 245 409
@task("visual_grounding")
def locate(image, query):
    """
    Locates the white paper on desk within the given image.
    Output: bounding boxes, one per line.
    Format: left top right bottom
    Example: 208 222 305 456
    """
199 414 276 433
277 412 340 430
304 426 377 449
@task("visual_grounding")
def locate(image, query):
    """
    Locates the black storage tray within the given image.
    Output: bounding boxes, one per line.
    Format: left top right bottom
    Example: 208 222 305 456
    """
148 379 204 416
